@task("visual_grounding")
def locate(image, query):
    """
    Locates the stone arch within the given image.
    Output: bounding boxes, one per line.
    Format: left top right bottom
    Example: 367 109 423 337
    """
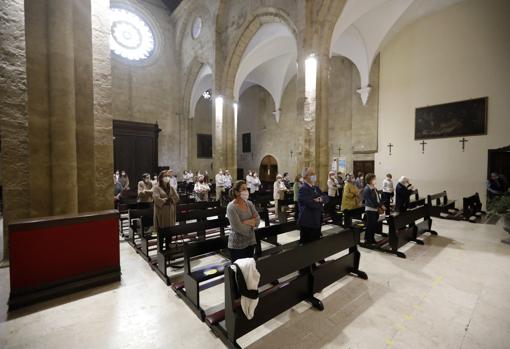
258 154 279 182
220 7 299 99
182 58 208 118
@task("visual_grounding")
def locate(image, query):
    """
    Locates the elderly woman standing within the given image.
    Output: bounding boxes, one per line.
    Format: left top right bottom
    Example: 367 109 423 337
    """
153 170 180 233
341 174 361 211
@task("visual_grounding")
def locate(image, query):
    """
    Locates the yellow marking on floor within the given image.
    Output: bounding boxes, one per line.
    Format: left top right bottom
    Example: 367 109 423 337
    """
404 314 413 321
386 339 394 346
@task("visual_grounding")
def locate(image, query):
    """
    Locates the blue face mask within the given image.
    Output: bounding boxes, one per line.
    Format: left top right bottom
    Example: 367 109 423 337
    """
310 175 317 183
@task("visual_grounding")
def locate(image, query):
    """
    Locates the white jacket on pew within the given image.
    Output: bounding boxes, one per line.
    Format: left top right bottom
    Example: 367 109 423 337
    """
230 258 260 320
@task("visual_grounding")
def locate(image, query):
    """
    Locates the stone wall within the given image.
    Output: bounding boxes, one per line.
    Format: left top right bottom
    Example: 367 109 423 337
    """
111 0 183 177
0 0 30 260
188 97 214 173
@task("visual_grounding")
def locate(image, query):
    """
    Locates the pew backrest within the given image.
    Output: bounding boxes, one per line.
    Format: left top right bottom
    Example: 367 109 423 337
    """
183 236 228 274
255 221 298 256
177 201 220 213
427 191 448 206
390 205 429 231
343 207 365 227
177 207 226 223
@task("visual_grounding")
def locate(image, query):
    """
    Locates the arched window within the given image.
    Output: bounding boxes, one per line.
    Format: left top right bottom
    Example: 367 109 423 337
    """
109 8 155 61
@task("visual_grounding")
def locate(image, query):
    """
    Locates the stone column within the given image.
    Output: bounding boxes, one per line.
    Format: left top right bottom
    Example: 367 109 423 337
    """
223 94 237 180
315 54 331 190
0 0 31 262
47 0 79 215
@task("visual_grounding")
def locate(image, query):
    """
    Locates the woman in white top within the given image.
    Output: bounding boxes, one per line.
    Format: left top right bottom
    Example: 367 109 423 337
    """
252 172 261 193
327 171 340 219
194 175 210 201
246 170 254 193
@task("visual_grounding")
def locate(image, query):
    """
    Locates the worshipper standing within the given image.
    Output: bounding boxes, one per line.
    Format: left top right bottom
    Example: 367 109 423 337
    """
194 175 210 202
274 174 288 222
355 172 364 190
215 169 226 201
487 172 504 200
252 172 261 193
153 170 180 234
298 167 328 243
395 176 414 213
293 174 303 219
283 172 291 189
381 173 394 214
246 170 254 193
363 174 385 245
137 173 154 203
224 170 233 191
114 174 123 208
341 174 361 210
203 170 210 184
152 174 158 187
120 170 130 190
226 180 260 261
337 171 345 207
114 170 120 183
168 169 178 191
327 171 340 219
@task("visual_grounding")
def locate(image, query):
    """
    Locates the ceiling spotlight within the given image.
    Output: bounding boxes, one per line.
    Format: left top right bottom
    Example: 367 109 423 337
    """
202 89 212 100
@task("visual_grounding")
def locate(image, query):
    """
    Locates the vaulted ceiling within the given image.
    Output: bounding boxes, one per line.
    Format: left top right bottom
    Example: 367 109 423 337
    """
330 0 464 104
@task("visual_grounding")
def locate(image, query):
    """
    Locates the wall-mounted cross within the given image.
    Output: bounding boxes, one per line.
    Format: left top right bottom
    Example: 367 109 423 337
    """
337 145 342 157
420 140 427 154
459 137 468 152
387 143 394 156
290 150 293 158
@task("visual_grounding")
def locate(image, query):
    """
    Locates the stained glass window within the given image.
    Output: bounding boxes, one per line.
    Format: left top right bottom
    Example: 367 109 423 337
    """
110 8 155 61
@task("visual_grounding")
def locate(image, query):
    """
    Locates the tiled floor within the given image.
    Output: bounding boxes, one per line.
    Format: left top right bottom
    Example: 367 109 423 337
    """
0 218 509 349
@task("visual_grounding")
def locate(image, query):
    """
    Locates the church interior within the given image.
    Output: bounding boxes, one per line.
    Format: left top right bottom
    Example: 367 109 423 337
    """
1 0 510 348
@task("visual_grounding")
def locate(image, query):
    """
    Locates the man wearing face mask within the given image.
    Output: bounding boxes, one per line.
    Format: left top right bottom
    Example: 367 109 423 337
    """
274 174 288 222
298 167 328 243
153 170 180 234
226 180 261 261
137 173 154 203
215 169 226 201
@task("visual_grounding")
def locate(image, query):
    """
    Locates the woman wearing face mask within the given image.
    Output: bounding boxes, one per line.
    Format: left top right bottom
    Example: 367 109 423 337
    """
153 170 180 234
341 174 361 210
252 172 261 193
120 170 130 191
363 173 385 245
274 174 288 223
297 167 328 244
226 180 261 261
194 175 210 202
137 173 154 203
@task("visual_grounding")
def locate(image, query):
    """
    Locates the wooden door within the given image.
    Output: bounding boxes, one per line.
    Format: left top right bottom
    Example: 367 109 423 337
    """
259 155 278 183
353 160 374 176
113 120 160 191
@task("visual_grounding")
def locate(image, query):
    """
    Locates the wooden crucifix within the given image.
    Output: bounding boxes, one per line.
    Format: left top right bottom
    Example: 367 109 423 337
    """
387 143 394 156
290 150 293 158
337 145 342 157
459 137 468 152
420 140 427 154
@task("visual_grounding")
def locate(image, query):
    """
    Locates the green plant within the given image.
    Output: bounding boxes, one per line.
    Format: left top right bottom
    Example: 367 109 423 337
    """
488 195 510 214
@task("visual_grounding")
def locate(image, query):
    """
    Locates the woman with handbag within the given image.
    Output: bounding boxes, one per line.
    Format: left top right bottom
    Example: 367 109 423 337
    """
363 173 385 245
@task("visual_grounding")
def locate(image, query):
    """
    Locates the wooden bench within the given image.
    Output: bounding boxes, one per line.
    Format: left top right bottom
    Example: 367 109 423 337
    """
177 201 220 214
462 193 485 222
255 221 299 257
155 217 230 284
172 236 230 319
361 205 437 258
128 206 153 250
205 225 367 348
427 191 456 218
408 189 426 209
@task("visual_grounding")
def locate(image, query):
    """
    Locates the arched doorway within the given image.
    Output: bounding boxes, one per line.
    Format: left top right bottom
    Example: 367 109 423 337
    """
259 155 278 183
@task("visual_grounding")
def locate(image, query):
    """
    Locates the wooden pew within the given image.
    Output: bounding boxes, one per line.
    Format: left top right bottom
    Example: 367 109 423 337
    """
128 206 153 250
177 201 220 214
427 191 456 218
254 221 299 257
361 205 437 258
250 192 273 226
205 225 367 349
172 236 230 319
408 189 426 209
155 217 229 284
462 193 485 222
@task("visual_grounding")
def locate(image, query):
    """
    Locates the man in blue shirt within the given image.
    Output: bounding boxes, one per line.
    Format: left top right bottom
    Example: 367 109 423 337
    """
298 167 328 244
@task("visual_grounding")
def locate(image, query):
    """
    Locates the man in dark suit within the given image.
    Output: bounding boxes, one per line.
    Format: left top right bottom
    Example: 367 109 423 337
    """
298 167 328 244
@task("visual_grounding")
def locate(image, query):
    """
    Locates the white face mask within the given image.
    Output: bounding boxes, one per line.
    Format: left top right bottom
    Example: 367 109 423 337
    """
310 175 317 183
163 177 170 184
240 190 249 201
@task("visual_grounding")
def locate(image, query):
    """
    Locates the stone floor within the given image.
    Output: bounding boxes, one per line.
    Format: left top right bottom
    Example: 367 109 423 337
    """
0 218 509 349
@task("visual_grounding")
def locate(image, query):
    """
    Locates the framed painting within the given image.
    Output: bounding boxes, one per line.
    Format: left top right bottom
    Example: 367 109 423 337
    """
415 97 487 140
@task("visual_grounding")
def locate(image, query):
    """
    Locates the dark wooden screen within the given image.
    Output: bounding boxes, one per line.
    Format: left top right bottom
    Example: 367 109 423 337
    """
353 160 374 176
113 120 160 187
